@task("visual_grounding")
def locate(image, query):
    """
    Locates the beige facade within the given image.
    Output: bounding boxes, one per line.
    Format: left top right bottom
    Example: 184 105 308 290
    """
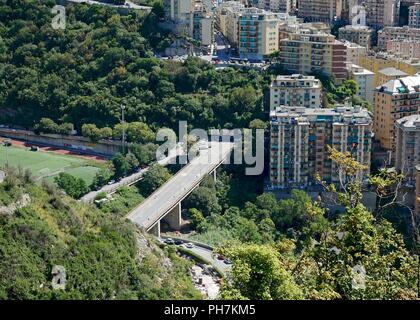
279 29 348 83
238 8 281 61
343 41 367 66
165 0 213 46
215 1 245 44
386 40 420 60
364 0 400 29
377 67 409 86
338 25 374 49
378 26 420 50
373 75 420 154
270 105 372 189
270 74 322 111
297 0 343 23
257 0 296 12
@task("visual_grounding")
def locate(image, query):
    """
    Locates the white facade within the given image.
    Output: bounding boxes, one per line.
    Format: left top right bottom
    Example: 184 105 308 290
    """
344 41 368 65
350 64 375 103
270 74 322 111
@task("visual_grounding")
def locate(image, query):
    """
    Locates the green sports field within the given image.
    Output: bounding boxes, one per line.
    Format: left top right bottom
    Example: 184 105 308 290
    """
0 145 103 185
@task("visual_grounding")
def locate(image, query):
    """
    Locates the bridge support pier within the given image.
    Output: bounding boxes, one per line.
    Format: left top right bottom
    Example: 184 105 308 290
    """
212 169 217 182
149 222 161 238
162 202 182 230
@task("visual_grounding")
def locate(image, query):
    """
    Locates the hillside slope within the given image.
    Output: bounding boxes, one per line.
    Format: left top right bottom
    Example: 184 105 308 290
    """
0 167 200 299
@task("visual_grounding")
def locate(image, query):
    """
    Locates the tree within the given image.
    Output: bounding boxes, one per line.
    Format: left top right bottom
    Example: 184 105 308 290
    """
139 164 171 196
127 122 155 144
301 148 420 299
82 124 102 142
186 186 221 216
188 208 205 230
100 127 113 140
54 172 89 199
112 153 131 178
249 119 267 130
34 118 59 134
91 168 113 190
130 143 157 167
219 244 303 300
58 123 74 135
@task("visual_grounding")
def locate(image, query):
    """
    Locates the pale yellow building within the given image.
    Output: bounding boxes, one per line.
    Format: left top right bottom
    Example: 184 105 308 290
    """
358 53 420 86
373 75 420 153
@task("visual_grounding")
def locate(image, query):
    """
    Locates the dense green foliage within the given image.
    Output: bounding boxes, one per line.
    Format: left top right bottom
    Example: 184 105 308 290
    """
186 162 418 300
138 164 171 196
0 0 267 133
54 172 89 198
0 167 200 299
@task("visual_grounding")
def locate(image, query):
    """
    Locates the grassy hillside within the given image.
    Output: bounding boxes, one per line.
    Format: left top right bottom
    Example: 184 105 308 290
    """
0 166 201 299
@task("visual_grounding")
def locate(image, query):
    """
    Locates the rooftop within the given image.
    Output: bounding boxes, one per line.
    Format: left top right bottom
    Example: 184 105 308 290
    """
271 74 321 86
376 75 420 94
351 64 374 76
396 115 420 130
378 67 408 77
270 105 372 125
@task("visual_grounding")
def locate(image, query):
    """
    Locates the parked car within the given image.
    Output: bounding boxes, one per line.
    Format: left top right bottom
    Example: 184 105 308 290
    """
107 180 116 185
185 243 194 249
174 239 183 245
164 238 175 245
217 254 226 260
224 259 232 265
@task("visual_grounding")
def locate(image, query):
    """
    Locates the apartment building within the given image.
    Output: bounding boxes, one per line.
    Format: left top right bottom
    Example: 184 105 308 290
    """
215 1 245 38
343 41 367 65
350 65 375 103
164 0 213 46
297 0 343 24
338 25 374 49
278 21 330 41
416 164 420 217
409 2 420 27
269 105 372 189
165 0 192 23
395 115 420 181
358 53 420 86
257 0 296 13
377 67 408 86
238 8 280 61
378 26 420 50
270 74 323 111
373 75 420 155
192 1 214 46
279 29 348 83
364 0 400 29
386 40 420 60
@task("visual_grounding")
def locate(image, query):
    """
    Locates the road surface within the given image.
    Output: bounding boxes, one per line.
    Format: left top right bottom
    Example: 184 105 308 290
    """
159 237 231 276
127 142 233 230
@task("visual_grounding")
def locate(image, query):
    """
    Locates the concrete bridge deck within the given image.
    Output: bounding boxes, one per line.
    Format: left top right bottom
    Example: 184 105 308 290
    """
127 142 233 234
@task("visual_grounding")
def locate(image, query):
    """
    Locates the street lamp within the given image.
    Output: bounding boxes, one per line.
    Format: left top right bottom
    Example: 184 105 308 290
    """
121 104 126 155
